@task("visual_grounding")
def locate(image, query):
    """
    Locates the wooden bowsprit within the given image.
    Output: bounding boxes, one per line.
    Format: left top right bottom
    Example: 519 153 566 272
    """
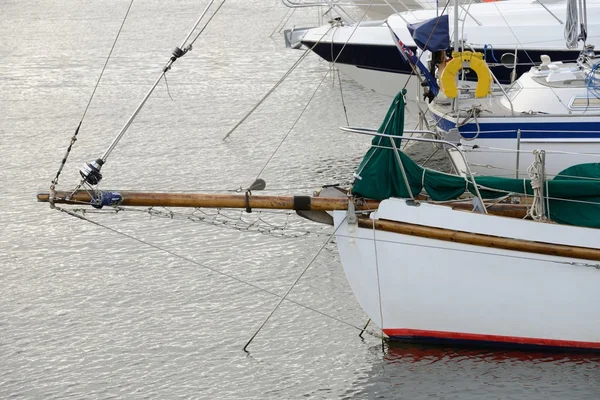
37 190 381 212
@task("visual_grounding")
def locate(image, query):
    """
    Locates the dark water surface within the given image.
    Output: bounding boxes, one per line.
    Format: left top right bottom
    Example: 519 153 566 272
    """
1 0 599 398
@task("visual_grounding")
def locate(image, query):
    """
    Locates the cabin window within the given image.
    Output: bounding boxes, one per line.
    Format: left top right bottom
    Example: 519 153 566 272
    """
569 97 600 109
505 81 522 101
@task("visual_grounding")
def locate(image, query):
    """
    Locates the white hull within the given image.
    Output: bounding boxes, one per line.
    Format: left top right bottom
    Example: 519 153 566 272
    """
335 63 417 98
447 139 600 178
301 0 600 97
429 61 600 177
333 199 600 349
354 0 439 20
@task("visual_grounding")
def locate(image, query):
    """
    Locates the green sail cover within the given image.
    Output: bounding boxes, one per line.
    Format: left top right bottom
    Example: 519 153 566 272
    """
351 92 600 228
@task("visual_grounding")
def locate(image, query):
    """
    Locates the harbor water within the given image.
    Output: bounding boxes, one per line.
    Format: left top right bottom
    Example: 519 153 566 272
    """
1 0 599 398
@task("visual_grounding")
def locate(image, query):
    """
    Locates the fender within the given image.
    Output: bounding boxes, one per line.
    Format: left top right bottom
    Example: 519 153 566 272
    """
440 51 492 98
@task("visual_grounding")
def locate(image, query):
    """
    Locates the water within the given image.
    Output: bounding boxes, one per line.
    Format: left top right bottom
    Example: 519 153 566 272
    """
1 1 599 398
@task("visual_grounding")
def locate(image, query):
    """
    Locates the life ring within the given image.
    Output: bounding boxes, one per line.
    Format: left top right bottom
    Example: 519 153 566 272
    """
440 51 491 99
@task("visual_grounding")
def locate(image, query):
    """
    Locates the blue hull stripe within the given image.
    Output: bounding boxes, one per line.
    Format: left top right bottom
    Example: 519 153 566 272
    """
301 42 579 84
433 115 600 139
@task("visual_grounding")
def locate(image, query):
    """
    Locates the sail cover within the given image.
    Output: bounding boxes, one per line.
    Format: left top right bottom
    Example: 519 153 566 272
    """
351 93 600 228
407 15 449 52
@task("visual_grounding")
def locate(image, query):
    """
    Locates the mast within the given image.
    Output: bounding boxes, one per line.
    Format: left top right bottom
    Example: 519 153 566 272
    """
453 0 459 53
452 0 459 112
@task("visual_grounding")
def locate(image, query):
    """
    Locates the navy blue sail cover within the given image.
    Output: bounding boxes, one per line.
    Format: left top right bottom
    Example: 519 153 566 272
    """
407 15 449 52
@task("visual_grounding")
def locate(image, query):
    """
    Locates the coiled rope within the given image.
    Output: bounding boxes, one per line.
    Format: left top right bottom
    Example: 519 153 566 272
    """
565 0 580 49
527 150 545 221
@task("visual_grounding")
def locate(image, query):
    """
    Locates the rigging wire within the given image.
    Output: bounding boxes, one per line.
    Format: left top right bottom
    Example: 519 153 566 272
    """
243 213 349 352
337 69 350 126
251 1 374 179
252 67 334 180
221 37 321 141
187 0 228 47
58 0 226 200
489 1 535 66
99 0 224 163
50 0 135 191
53 204 380 339
270 7 297 38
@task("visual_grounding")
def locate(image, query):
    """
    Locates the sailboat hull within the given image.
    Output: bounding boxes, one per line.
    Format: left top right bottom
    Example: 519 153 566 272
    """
429 111 600 177
333 199 600 350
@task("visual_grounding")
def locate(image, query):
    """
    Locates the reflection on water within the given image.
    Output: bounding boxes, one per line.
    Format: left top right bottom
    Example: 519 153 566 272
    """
385 341 600 365
347 342 600 399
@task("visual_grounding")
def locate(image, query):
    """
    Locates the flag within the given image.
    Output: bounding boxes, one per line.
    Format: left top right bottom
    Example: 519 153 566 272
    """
388 27 439 96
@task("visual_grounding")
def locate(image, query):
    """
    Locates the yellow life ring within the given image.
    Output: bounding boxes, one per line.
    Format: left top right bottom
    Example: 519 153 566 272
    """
440 51 492 99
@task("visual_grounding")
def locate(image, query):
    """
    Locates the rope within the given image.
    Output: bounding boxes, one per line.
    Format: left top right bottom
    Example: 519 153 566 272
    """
270 7 296 38
526 150 545 221
565 0 580 49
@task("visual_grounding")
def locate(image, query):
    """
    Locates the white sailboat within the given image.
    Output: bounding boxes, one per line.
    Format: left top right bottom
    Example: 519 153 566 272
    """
293 0 600 98
39 0 600 352
422 0 600 177
40 92 600 351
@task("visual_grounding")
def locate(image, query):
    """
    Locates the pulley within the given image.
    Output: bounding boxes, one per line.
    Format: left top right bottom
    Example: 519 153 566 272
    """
80 159 104 185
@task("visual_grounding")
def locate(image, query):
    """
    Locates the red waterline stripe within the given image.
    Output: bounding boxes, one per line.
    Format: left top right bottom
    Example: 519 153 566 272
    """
383 328 600 349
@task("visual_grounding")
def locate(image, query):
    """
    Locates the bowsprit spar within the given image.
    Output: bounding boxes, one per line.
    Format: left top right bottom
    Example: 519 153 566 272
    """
41 0 372 222
37 0 391 350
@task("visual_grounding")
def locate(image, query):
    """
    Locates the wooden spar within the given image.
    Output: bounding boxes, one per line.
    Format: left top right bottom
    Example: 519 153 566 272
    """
36 190 381 211
357 218 600 262
37 190 531 217
451 202 528 219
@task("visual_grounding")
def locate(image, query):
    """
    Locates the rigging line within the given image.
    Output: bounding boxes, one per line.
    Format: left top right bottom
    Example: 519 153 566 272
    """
489 2 535 66
54 205 373 337
337 68 350 126
331 0 373 64
226 0 371 142
58 1 228 200
270 7 297 38
243 213 348 352
251 9 382 176
221 25 333 141
223 0 375 142
187 0 227 48
253 67 332 181
50 0 135 189
372 217 385 350
163 74 174 101
100 2 226 163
